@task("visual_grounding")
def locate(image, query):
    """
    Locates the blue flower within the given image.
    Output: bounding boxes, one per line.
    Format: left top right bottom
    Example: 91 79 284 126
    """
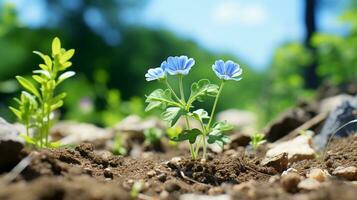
212 60 242 81
161 56 195 75
145 67 166 81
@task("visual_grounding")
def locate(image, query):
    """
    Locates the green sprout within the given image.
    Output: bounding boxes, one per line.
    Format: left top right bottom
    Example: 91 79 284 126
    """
113 133 127 155
9 37 75 148
130 180 143 198
144 128 163 146
145 57 241 160
249 133 266 151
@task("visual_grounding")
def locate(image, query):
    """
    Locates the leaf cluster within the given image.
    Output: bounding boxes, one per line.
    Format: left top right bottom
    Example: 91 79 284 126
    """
9 37 75 148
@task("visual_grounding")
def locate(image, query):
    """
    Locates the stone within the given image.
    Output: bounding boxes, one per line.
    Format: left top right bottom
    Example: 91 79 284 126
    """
261 152 288 173
51 121 112 145
264 101 317 142
0 117 24 171
297 178 321 191
319 94 356 113
265 135 315 164
113 115 165 133
217 109 257 134
167 157 182 169
103 168 113 179
164 180 181 192
314 98 357 150
307 168 327 182
332 166 357 181
282 168 298 176
280 172 301 193
146 170 156 178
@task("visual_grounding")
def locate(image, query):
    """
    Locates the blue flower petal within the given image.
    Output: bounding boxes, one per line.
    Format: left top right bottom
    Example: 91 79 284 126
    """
163 55 195 75
145 67 166 81
212 60 242 81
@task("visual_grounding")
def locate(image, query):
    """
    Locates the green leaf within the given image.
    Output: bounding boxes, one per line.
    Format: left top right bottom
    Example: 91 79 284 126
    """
161 107 186 126
171 128 202 144
48 141 61 148
9 106 22 120
50 92 67 105
60 49 75 62
188 79 219 104
59 61 72 71
189 109 209 122
145 89 179 112
32 75 45 83
52 37 61 56
50 100 63 111
16 76 40 98
207 130 231 149
20 134 36 145
33 70 51 79
57 71 75 85
213 121 234 132
33 51 52 69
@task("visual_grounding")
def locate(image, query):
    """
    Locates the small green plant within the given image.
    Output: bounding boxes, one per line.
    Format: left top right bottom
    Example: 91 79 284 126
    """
145 56 242 160
112 133 127 155
9 37 75 148
144 128 163 146
249 133 266 151
130 180 143 198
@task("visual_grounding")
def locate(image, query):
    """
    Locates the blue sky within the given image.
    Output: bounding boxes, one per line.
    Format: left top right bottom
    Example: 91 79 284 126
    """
5 0 347 70
139 0 304 70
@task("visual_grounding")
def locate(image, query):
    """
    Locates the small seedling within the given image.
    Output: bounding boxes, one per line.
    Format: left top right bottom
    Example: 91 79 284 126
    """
250 133 266 151
113 133 127 155
144 127 163 145
145 56 242 160
130 180 143 198
9 37 75 148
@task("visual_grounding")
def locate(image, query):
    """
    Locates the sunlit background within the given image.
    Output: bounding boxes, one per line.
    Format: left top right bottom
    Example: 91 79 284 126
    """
0 0 356 127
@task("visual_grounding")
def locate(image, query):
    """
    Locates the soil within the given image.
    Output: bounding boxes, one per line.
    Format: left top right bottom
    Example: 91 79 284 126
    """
0 133 356 200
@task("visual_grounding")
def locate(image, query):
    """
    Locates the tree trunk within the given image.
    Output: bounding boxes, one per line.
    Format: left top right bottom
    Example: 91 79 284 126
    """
304 0 319 89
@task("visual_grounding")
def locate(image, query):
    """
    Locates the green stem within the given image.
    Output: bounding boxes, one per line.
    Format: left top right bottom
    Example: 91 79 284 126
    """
185 116 196 160
178 75 196 160
165 79 181 103
206 81 225 130
178 75 185 103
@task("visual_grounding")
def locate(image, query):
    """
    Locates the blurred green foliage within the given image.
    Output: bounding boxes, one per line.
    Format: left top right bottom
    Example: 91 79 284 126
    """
0 0 355 128
312 10 357 84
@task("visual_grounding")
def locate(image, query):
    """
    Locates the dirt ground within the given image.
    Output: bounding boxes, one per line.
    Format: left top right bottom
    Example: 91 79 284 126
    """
0 133 356 200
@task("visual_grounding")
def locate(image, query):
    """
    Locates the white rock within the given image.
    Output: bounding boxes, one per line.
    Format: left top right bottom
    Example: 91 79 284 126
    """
265 135 315 164
319 94 357 114
217 109 257 134
307 168 327 182
51 121 112 145
298 178 321 191
113 115 164 133
332 166 357 181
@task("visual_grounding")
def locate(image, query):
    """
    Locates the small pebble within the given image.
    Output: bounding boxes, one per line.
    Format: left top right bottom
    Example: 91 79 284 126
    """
307 168 327 182
298 178 321 191
165 181 181 192
160 190 169 199
280 172 301 193
157 173 167 182
104 168 113 179
332 166 357 181
147 170 156 178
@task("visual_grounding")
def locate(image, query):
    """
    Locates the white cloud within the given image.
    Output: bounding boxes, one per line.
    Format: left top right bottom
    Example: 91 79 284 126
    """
212 1 268 26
